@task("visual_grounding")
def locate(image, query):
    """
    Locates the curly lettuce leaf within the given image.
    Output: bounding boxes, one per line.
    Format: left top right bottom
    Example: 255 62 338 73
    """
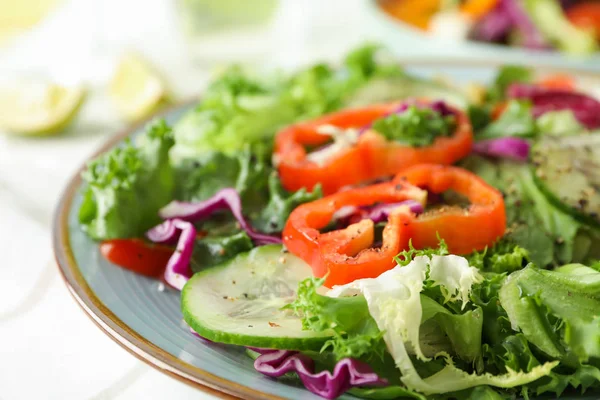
79 119 174 239
171 45 404 160
372 106 456 147
284 277 385 361
468 242 529 275
252 173 322 234
482 331 600 397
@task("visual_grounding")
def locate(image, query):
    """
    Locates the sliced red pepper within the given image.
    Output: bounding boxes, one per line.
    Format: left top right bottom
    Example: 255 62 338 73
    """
275 101 473 195
100 239 174 278
283 179 427 287
392 164 506 255
359 104 473 180
283 164 505 287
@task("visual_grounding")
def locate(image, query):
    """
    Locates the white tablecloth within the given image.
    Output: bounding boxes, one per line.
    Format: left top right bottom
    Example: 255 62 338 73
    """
0 1 377 399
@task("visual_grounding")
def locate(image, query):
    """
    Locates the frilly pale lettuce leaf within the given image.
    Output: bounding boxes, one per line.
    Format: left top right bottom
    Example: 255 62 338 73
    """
429 255 483 308
328 255 558 394
328 256 429 361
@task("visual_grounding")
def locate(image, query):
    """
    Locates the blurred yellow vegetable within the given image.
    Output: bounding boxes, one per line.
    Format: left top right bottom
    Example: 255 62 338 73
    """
0 0 61 44
0 82 85 136
109 54 170 122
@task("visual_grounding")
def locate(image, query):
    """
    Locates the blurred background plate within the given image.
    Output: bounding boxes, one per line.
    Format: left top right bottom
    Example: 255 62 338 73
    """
365 0 600 71
53 60 600 400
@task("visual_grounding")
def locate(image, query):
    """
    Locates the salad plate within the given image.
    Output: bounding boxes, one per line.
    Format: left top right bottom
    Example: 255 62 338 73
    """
54 53 600 400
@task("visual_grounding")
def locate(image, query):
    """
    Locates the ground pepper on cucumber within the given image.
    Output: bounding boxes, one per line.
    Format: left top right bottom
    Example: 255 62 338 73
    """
78 45 600 399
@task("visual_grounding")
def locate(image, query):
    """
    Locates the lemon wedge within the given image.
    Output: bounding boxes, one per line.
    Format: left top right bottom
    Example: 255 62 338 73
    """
0 82 85 136
109 54 170 122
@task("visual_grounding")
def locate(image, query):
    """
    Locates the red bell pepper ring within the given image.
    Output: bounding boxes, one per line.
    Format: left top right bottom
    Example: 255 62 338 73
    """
392 164 506 255
283 164 505 287
275 101 473 195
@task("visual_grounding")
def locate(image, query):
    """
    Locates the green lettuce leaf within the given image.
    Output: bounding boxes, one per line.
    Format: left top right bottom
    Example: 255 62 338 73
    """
461 156 590 267
487 65 533 102
175 147 271 207
499 264 600 362
536 110 588 136
468 244 529 274
252 173 322 234
283 277 386 362
477 100 537 140
349 385 426 400
190 231 253 273
171 44 404 160
79 119 174 239
371 106 456 147
420 296 483 362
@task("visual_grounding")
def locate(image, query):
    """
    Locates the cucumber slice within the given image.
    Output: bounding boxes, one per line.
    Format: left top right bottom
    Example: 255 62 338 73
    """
345 77 468 109
182 245 332 350
532 134 600 229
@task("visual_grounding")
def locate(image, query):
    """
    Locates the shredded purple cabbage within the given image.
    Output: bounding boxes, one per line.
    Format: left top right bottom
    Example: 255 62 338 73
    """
501 0 550 49
253 350 387 399
366 200 424 223
507 83 600 129
429 100 456 117
146 219 196 291
334 200 423 227
472 3 513 42
472 0 549 49
473 137 530 162
146 219 179 245
159 188 282 246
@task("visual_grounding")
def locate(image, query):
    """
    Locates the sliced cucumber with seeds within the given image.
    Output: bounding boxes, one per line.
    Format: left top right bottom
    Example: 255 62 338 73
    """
345 76 468 109
532 134 600 229
182 245 332 350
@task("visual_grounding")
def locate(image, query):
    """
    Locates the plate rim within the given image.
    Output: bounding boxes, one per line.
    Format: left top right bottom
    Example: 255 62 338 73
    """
52 60 600 400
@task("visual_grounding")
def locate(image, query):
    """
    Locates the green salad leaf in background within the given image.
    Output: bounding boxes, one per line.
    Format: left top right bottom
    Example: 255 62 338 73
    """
79 119 175 239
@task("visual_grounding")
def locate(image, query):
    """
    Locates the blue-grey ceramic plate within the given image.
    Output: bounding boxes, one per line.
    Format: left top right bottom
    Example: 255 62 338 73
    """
364 1 600 72
53 61 600 400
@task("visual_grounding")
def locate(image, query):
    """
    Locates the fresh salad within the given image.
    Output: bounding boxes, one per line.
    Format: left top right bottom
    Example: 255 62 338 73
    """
378 0 600 55
79 46 600 399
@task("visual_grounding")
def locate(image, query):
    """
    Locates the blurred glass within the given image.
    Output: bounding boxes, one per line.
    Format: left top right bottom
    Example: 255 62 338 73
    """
175 0 279 65
178 0 278 35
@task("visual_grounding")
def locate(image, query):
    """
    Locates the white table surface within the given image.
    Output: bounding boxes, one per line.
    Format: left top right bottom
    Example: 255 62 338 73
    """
0 1 379 399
